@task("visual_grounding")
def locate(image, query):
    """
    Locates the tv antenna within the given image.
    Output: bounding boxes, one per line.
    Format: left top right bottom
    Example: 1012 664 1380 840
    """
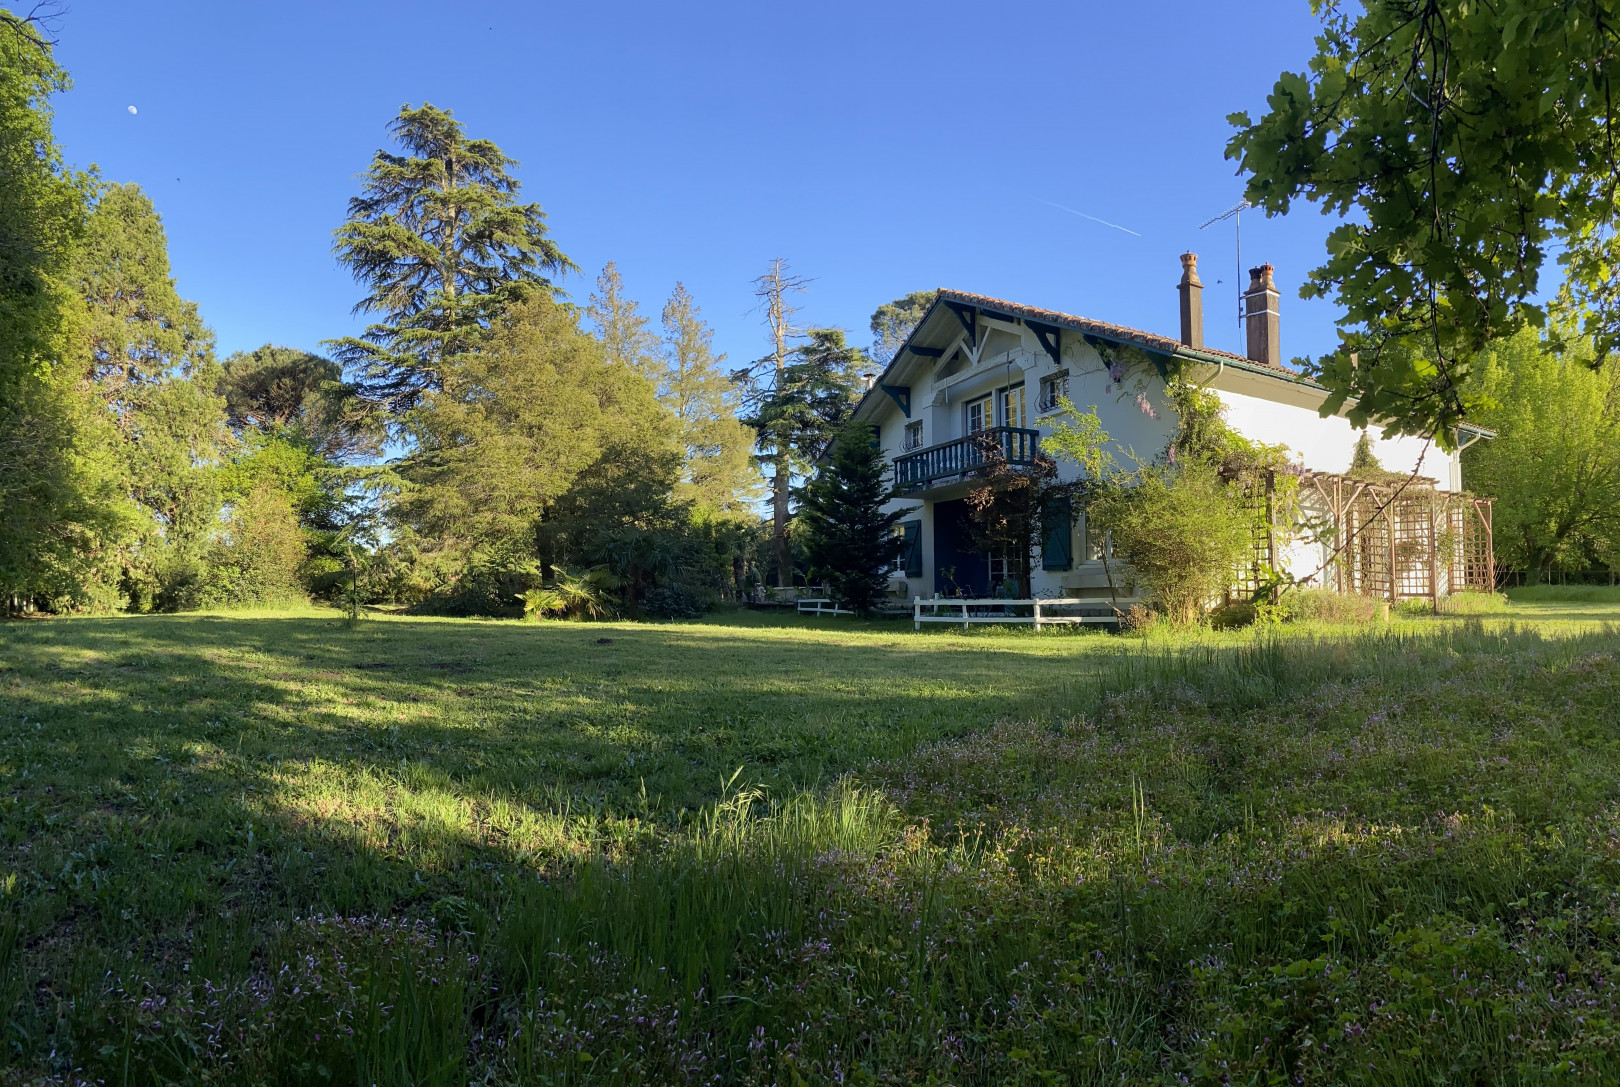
1199 199 1251 327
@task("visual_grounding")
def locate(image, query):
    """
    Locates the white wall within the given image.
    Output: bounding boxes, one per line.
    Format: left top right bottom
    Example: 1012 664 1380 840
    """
1209 372 1459 491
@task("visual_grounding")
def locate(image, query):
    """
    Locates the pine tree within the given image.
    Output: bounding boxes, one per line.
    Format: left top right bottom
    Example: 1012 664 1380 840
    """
330 103 576 415
869 290 937 363
797 421 913 615
746 329 868 470
659 282 759 511
586 262 659 380
219 345 379 460
742 325 870 584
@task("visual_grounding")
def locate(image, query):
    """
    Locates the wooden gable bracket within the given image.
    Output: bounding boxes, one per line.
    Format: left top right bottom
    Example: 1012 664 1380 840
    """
879 384 912 417
942 300 977 350
1026 320 1063 365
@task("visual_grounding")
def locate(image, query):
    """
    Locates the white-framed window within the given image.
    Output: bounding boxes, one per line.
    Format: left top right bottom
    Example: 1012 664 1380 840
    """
998 383 1026 428
903 421 924 450
1079 509 1110 562
966 395 992 434
1039 370 1069 412
988 552 1024 597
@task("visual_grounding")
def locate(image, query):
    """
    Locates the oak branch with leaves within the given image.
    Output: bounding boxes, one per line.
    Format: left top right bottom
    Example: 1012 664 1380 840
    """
1228 0 1619 444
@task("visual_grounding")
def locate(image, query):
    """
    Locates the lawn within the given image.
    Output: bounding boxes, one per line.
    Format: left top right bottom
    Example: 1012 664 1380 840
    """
3 594 1620 1083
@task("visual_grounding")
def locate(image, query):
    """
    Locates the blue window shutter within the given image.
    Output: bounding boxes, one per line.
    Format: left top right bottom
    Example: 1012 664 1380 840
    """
902 520 922 577
1041 497 1073 571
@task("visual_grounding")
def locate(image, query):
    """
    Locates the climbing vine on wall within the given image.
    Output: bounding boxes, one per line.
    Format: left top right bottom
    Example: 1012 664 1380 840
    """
1044 381 1301 621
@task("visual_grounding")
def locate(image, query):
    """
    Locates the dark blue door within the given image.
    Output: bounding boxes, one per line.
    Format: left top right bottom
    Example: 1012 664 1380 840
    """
932 499 988 596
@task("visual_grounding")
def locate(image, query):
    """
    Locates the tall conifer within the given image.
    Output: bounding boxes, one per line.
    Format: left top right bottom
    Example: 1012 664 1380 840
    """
586 262 659 380
330 103 576 415
70 184 230 608
750 259 808 585
659 283 759 511
797 422 912 614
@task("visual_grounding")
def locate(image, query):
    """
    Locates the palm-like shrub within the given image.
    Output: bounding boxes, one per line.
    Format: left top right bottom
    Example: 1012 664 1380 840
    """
520 565 622 620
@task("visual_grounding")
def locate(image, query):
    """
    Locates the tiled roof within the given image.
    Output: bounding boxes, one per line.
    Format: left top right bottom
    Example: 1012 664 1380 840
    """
935 288 1297 375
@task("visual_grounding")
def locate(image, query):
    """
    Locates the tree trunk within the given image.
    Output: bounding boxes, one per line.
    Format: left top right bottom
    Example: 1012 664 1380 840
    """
756 261 802 589
773 451 791 587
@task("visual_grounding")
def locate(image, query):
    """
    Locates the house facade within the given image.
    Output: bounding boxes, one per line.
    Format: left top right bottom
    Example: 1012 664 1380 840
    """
851 254 1492 603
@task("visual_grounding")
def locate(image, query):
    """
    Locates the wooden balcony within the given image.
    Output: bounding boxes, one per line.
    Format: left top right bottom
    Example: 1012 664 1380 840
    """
893 427 1041 489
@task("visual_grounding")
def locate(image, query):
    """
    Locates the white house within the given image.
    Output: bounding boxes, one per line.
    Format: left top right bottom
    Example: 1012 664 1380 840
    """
850 254 1494 604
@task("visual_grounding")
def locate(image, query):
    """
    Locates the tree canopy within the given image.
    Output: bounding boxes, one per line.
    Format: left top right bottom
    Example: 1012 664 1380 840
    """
0 15 118 610
746 328 868 474
1464 328 1620 580
658 282 759 512
219 345 379 459
869 290 937 364
586 262 659 380
393 293 678 557
69 183 229 609
0 9 84 386
1229 0 1620 443
330 102 576 415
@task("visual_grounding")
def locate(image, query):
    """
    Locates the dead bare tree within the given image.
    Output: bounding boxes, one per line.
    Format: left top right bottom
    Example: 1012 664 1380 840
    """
749 258 809 587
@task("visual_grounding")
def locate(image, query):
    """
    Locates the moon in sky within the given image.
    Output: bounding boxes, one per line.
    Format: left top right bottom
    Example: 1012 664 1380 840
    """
127 106 137 115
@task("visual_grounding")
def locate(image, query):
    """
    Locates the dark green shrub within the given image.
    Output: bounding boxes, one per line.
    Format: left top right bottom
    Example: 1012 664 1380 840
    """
410 560 534 618
1209 601 1258 629
643 583 705 620
1090 463 1254 624
194 482 308 609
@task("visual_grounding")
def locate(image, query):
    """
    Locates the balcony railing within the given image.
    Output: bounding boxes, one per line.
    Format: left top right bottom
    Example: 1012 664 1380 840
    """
893 426 1041 489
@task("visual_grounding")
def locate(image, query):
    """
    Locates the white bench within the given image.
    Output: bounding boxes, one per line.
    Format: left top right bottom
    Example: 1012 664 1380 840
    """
913 596 1119 631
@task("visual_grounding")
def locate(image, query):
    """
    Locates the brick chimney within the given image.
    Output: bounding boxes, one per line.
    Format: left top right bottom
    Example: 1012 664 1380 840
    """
1177 252 1204 348
1244 263 1280 366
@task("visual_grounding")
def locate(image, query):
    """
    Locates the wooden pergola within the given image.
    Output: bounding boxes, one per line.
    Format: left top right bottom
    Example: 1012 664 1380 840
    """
1302 471 1495 604
1226 469 1495 606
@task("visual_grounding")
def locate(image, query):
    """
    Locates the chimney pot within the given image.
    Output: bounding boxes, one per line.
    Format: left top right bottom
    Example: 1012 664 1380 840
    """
1177 251 1204 349
1244 262 1280 367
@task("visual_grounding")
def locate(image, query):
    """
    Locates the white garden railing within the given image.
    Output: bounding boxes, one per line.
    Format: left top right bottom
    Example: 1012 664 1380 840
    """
913 596 1119 631
796 598 853 617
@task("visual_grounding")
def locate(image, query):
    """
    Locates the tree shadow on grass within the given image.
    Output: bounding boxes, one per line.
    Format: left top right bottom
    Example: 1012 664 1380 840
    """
0 611 1134 1074
0 612 1112 927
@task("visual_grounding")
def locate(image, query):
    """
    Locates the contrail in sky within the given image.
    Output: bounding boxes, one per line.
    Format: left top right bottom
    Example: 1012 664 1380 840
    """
1035 197 1142 237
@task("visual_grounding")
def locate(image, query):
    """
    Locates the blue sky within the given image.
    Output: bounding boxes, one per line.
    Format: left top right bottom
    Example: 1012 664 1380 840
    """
51 1 1343 372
